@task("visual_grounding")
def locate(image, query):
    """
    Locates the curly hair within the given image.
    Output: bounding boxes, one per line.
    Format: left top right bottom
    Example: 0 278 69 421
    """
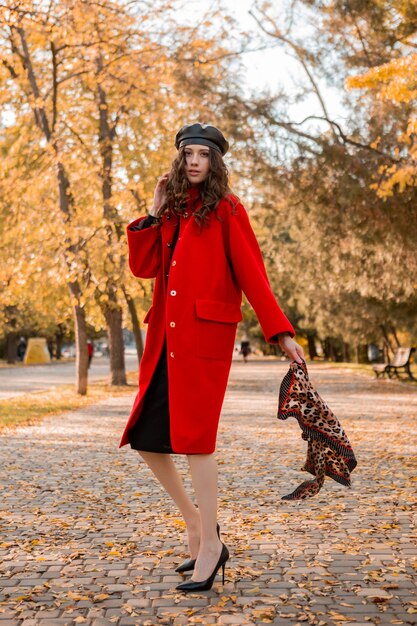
156 146 237 228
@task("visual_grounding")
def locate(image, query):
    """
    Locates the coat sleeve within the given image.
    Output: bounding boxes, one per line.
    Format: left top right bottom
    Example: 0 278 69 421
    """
223 199 295 344
126 215 161 279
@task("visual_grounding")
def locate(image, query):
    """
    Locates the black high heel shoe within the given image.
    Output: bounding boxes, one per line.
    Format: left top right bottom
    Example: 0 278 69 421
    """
175 522 220 573
175 541 229 592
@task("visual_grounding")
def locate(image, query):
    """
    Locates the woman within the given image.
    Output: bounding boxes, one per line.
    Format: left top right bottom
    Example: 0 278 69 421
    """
119 123 305 592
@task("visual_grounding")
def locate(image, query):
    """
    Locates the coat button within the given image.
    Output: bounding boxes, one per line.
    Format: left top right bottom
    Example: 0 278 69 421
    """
172 260 177 266
166 215 171 220
170 321 176 327
170 351 175 358
183 211 189 218
170 290 176 296
167 242 172 247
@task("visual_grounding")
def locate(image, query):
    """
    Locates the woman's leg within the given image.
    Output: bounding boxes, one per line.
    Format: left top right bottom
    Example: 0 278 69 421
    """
186 454 223 582
137 451 201 558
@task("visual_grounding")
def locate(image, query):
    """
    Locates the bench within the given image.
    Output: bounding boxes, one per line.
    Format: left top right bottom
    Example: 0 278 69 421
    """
372 346 416 381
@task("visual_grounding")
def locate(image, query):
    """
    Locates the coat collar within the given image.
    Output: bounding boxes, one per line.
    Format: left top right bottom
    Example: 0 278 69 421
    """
163 185 202 224
186 185 201 210
163 185 201 225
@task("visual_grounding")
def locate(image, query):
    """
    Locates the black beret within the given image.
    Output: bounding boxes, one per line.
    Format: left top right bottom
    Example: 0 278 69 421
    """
175 122 229 156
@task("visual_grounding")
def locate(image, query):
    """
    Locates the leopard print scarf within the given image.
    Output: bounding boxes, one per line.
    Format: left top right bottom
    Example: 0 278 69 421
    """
277 360 357 500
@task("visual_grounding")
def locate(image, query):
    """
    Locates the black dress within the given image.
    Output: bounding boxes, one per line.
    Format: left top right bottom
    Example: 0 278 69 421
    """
127 213 179 453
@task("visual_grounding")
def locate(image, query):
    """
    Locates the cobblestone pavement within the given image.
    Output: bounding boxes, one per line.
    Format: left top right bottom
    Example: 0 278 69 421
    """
0 360 416 626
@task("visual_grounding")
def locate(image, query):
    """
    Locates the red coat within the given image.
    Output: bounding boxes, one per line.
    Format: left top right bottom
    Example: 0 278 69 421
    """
119 187 295 453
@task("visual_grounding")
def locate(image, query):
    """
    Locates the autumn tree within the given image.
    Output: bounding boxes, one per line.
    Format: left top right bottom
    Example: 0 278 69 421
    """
224 0 417 357
0 0 254 374
0 5 94 389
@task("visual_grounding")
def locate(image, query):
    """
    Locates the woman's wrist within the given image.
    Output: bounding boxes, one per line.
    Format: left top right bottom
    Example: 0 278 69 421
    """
148 207 161 220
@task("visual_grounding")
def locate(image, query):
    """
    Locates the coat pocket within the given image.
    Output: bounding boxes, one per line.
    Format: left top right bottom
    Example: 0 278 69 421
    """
143 305 153 324
195 299 242 360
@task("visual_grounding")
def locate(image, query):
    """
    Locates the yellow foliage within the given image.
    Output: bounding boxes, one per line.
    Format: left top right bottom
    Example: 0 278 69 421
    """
0 0 238 337
346 54 417 104
346 48 417 197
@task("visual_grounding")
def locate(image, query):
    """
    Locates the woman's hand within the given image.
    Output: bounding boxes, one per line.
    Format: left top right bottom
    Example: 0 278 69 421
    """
149 172 170 216
278 333 305 364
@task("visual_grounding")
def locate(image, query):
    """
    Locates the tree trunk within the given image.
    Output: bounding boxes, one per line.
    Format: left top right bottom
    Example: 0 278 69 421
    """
74 304 88 395
6 332 18 364
358 344 368 363
342 342 350 362
104 304 127 385
381 324 394 356
94 56 128 386
306 332 318 360
354 343 359 363
122 286 144 363
55 324 65 360
12 27 89 395
323 337 335 361
391 325 401 348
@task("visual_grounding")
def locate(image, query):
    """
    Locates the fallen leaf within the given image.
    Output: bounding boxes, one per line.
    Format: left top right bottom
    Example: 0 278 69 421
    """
328 611 351 620
93 594 109 602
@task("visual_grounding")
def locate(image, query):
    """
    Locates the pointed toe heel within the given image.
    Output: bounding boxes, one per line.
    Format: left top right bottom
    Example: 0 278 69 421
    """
175 522 220 573
175 557 196 573
175 542 229 592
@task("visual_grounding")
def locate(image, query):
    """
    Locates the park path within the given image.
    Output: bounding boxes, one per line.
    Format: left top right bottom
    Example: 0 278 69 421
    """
0 355 139 400
0 360 416 626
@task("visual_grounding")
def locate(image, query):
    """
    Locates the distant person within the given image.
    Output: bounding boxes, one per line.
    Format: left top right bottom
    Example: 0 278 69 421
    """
119 122 304 592
17 337 26 361
87 340 94 368
239 340 251 363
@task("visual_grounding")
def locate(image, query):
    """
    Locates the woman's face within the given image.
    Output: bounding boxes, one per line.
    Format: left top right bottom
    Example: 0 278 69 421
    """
184 144 210 185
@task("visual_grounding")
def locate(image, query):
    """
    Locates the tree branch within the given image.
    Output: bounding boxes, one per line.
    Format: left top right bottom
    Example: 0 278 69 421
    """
249 7 340 143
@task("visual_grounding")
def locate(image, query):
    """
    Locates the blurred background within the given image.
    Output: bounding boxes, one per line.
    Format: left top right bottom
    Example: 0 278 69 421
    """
1 0 416 392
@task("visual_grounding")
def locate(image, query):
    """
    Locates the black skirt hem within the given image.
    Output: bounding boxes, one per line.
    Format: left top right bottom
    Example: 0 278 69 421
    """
127 335 174 453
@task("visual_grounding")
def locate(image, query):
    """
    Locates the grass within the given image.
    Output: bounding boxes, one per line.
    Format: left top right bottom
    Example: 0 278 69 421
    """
315 359 417 385
0 370 138 433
